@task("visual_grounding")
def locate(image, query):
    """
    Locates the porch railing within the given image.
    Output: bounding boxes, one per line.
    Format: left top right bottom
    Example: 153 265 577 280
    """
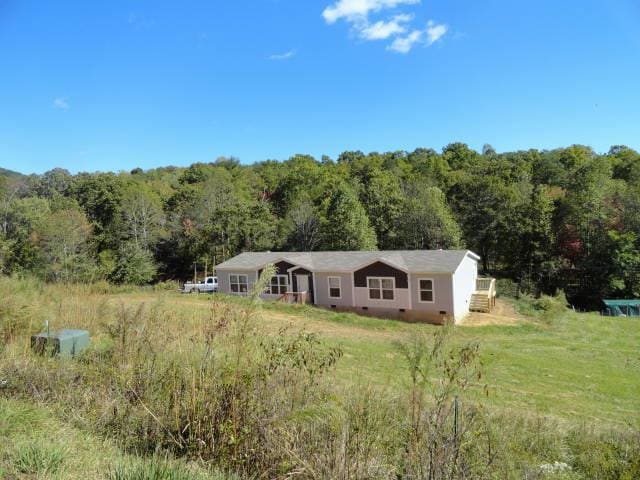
278 291 309 305
475 278 497 302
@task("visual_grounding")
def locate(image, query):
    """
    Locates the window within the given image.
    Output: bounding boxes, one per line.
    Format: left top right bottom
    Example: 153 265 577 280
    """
367 277 395 301
268 275 289 295
419 278 434 303
328 276 341 299
230 274 249 294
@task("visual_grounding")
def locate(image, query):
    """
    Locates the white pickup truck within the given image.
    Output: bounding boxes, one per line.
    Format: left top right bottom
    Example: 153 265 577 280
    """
183 276 218 293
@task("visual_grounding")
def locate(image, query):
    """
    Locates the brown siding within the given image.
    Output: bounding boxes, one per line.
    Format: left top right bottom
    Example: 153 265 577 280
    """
258 260 296 278
354 261 408 289
274 261 295 274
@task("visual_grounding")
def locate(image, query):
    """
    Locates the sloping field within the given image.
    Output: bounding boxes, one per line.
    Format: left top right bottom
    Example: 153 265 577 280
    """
107 291 640 425
2 281 640 479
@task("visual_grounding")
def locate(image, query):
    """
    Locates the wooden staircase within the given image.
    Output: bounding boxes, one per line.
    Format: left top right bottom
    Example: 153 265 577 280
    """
470 278 497 313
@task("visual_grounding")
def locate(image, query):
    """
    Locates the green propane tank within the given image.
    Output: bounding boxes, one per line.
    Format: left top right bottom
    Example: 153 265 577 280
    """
31 329 90 357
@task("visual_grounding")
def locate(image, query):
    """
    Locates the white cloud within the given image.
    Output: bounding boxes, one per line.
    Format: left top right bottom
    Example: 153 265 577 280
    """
322 0 419 24
387 30 423 53
426 20 448 45
322 0 448 53
386 20 448 53
53 97 69 110
359 14 411 40
269 50 297 60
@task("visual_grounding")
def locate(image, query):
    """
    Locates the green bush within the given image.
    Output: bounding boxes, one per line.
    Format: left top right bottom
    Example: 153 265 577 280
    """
109 242 157 285
496 278 519 298
515 291 568 323
153 280 181 292
566 426 640 480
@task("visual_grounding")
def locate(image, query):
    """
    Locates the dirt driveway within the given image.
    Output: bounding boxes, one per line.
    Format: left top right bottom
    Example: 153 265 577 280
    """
461 299 525 326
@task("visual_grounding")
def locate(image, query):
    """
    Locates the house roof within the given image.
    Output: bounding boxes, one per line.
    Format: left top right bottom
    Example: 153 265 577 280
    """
215 250 479 274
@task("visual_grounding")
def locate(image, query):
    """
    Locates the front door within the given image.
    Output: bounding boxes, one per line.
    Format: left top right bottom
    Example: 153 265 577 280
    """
296 274 310 304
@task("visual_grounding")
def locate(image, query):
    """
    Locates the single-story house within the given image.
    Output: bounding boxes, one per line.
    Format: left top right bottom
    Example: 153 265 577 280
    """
215 250 493 324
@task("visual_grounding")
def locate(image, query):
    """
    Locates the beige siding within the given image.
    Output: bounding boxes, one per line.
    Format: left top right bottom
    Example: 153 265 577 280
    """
354 287 410 309
314 272 353 308
409 273 455 316
217 269 258 295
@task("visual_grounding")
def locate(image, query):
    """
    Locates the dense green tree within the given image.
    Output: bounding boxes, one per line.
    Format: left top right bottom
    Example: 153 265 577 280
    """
606 231 640 297
120 184 166 250
442 143 480 171
69 173 125 249
506 185 557 293
359 169 404 249
396 184 461 250
3 197 51 273
450 175 524 271
37 207 94 282
282 194 321 251
2 141 640 307
321 183 377 251
109 241 157 285
34 168 72 198
407 148 449 188
609 145 640 183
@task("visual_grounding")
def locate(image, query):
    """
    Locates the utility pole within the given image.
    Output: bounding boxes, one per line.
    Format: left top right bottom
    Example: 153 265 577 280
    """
193 262 197 284
204 259 208 280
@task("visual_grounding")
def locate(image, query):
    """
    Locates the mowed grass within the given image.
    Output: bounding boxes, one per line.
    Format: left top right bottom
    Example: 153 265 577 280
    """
101 290 640 427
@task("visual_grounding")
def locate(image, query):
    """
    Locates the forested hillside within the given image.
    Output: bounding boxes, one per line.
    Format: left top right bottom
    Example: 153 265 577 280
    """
2 143 639 308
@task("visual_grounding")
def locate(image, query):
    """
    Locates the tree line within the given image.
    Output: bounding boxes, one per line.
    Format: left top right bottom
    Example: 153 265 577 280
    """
1 143 639 307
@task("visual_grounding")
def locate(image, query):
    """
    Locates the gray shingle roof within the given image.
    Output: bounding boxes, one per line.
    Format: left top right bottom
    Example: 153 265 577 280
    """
215 250 479 274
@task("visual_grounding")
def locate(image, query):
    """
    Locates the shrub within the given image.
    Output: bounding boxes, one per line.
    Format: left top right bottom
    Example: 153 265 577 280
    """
566 426 640 480
496 278 519 298
109 242 157 285
153 280 181 292
515 291 568 323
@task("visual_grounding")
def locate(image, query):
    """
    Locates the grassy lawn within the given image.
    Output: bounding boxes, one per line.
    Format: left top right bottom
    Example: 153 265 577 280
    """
104 290 640 426
2 282 640 478
0 398 231 479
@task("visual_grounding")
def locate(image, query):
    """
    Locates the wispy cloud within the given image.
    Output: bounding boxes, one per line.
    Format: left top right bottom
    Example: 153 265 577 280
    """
322 0 448 53
359 14 411 40
269 50 297 61
323 0 419 24
387 21 448 53
426 20 448 45
52 97 69 110
387 30 423 53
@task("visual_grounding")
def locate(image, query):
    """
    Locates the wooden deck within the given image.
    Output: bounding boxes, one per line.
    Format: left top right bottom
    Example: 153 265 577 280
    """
470 278 497 313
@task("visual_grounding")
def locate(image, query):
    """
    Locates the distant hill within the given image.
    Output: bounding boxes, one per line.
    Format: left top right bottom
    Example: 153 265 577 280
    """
0 167 23 178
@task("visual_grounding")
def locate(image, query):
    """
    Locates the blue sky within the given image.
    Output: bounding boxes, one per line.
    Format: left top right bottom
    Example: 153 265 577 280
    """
1 0 639 174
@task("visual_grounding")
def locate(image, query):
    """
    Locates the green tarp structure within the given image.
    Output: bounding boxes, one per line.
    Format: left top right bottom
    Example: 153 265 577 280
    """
602 299 640 317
